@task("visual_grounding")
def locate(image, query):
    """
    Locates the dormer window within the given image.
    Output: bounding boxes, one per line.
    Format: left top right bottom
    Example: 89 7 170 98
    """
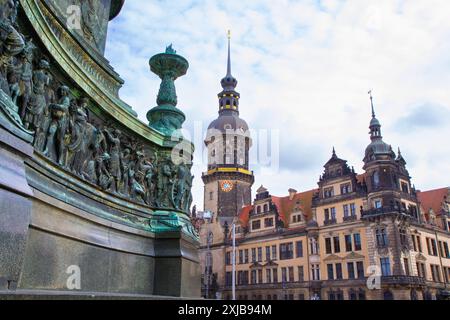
292 214 302 223
340 183 352 195
401 182 409 194
324 187 334 198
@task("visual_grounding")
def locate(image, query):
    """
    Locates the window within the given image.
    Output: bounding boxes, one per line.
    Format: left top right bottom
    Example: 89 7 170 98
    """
401 182 409 193
209 191 213 200
411 235 417 251
372 171 380 188
431 239 438 256
264 204 268 212
380 258 391 276
376 228 388 247
349 289 357 300
251 270 257 284
272 245 277 260
340 183 352 194
258 270 263 283
280 242 294 260
327 264 334 280
252 220 261 230
374 199 382 209
239 250 243 264
417 262 426 278
347 262 355 279
266 269 272 283
399 229 408 247
224 272 233 287
333 236 340 253
251 248 256 262
431 265 441 282
298 266 304 282
298 294 305 300
225 252 231 265
345 235 352 252
273 268 278 283
264 217 273 228
356 261 364 279
257 247 262 262
310 238 319 255
438 241 444 258
444 242 450 258
311 264 320 280
354 233 362 251
358 289 366 300
324 187 334 198
296 241 303 258
288 267 294 282
417 236 422 253
265 246 270 261
331 207 336 220
325 238 332 254
244 249 249 263
350 203 356 216
281 267 287 283
336 263 343 280
404 258 410 276
343 204 349 217
324 208 330 221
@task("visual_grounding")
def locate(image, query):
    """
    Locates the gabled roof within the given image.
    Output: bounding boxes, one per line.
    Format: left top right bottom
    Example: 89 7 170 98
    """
271 189 317 226
237 188 317 228
417 187 449 216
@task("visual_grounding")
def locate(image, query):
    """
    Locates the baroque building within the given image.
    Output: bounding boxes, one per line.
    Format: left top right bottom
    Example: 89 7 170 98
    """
198 90 450 300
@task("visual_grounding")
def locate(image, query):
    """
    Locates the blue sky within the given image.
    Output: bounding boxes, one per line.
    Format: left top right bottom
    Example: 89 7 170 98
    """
105 0 450 210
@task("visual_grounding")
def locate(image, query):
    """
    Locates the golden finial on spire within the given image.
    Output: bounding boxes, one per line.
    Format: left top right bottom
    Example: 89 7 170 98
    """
227 29 231 40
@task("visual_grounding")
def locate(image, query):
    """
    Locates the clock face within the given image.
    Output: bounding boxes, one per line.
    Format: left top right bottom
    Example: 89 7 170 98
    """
220 180 234 192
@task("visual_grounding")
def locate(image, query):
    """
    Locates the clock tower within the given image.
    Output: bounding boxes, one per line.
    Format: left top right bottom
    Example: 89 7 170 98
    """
202 32 254 220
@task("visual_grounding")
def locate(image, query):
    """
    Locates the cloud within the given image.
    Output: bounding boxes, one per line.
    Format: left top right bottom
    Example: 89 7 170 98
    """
394 103 450 132
105 0 450 209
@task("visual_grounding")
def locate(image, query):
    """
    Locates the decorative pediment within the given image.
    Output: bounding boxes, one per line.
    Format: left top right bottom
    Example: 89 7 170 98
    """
323 254 343 262
415 253 427 262
249 262 263 269
345 252 365 260
264 260 278 267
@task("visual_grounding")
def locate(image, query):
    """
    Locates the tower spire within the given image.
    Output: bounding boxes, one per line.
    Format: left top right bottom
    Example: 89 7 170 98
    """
368 90 375 118
227 30 232 76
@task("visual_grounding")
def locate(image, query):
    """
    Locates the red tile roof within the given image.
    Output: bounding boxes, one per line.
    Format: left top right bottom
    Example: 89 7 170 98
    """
238 205 252 226
238 189 317 227
417 187 449 216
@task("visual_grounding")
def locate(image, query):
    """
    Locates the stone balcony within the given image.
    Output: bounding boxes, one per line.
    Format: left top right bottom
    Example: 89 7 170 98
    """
324 218 337 226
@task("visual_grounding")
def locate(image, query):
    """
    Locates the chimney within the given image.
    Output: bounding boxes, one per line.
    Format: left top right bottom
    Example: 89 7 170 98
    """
288 188 297 200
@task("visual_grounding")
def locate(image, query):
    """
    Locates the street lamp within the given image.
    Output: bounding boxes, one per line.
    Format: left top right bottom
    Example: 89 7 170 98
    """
232 222 236 301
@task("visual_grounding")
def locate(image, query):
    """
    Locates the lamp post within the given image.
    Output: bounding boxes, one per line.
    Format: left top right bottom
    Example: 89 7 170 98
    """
232 222 236 301
205 230 213 299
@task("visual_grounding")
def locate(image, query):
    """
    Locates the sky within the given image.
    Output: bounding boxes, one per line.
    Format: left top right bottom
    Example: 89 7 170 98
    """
105 0 450 211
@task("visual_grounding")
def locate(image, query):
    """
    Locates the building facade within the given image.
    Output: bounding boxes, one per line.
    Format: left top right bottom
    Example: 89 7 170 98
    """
197 62 450 299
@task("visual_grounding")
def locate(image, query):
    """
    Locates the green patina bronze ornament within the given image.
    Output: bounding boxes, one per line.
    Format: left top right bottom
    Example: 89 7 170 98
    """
147 45 189 137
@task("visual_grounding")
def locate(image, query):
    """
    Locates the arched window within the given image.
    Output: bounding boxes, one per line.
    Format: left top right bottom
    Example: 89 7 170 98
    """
383 290 394 300
372 171 380 188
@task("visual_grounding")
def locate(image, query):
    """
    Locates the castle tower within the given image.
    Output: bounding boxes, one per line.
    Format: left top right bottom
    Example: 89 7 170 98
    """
202 32 254 220
362 92 421 285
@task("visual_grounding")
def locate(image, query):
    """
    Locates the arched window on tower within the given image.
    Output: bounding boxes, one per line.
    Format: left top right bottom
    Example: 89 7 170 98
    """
372 171 380 188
